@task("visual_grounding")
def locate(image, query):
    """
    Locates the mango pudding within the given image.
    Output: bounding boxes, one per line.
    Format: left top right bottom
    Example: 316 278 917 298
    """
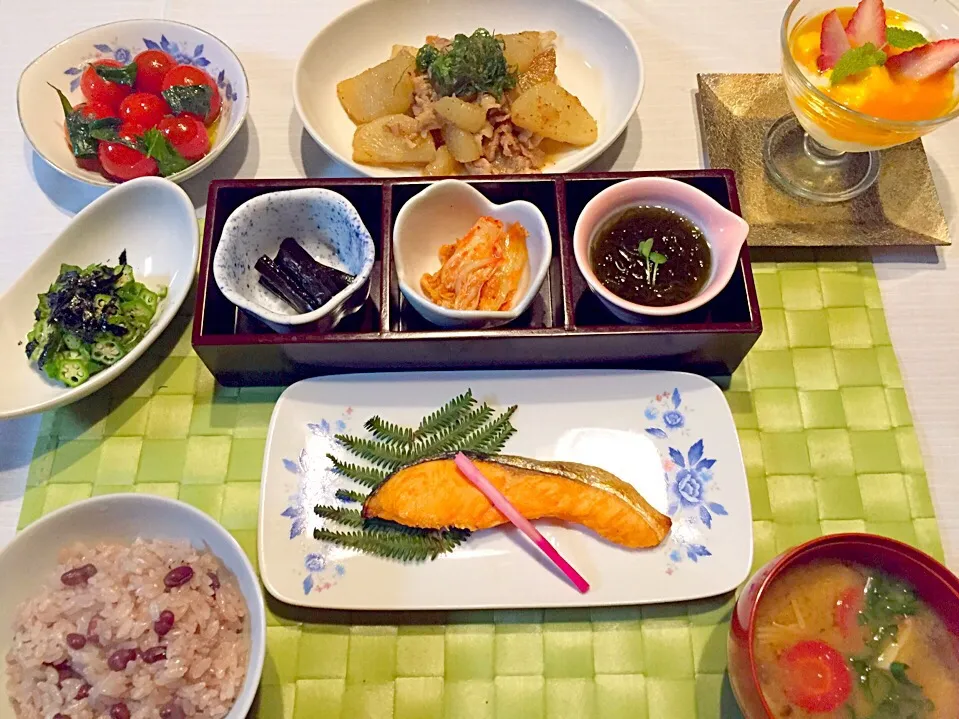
785 0 959 152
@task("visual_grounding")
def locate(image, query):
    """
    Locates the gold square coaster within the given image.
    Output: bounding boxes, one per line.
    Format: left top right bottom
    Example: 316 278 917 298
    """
697 73 950 247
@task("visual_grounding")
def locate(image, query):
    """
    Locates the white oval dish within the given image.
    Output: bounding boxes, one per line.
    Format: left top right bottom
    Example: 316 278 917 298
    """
0 176 199 419
293 0 643 177
18 19 249 187
213 189 375 333
393 179 552 329
573 177 750 322
0 494 266 719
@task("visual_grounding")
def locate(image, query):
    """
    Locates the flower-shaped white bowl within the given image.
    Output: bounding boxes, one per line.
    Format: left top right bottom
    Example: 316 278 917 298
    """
573 177 750 322
393 179 552 329
17 19 249 187
0 176 199 419
0 494 266 719
294 0 643 177
213 189 375 333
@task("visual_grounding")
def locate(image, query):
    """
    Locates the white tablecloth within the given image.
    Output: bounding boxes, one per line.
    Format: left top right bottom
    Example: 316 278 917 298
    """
1 0 958 567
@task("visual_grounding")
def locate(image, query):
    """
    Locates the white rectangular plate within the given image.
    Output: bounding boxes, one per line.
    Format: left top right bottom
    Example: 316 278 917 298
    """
258 370 753 610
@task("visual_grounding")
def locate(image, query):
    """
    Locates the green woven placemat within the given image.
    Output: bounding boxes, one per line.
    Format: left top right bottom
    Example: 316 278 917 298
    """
17 261 941 719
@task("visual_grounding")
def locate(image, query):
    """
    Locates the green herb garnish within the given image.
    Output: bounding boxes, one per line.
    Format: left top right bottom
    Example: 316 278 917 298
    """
94 61 137 86
638 238 668 287
313 390 518 561
140 128 191 177
415 28 517 99
831 43 888 85
161 83 214 118
886 27 928 50
50 84 121 159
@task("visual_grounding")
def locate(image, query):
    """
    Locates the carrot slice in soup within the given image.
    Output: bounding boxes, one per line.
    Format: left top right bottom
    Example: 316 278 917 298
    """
779 640 852 713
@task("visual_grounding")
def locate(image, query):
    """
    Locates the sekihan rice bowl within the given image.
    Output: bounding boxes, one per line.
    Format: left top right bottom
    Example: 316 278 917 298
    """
0 495 265 719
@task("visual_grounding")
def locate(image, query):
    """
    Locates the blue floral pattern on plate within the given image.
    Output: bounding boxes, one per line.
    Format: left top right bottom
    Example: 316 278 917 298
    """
281 411 353 595
643 388 728 573
62 36 238 103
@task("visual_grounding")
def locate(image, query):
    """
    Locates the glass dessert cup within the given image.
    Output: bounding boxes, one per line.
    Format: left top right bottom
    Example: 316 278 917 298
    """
766 0 959 203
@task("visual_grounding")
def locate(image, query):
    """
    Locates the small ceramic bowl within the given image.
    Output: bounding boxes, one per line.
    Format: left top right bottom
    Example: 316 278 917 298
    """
0 494 266 719
393 179 552 329
18 19 249 187
213 188 375 333
727 533 959 718
0 176 199 419
573 177 750 322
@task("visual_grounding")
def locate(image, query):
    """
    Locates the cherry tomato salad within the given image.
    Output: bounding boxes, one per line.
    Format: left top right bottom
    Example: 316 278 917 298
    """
25 251 166 388
51 49 218 182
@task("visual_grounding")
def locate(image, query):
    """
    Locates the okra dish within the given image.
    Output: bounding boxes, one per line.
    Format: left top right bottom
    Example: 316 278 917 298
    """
24 251 166 387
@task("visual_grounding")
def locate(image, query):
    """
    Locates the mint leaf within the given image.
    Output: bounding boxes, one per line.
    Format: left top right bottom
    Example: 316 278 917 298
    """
638 239 653 258
140 128 191 177
94 61 137 86
886 27 927 50
831 43 887 85
161 84 213 118
649 251 667 264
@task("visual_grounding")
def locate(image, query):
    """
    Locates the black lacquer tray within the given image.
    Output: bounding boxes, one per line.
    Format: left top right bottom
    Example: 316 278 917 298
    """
192 171 762 386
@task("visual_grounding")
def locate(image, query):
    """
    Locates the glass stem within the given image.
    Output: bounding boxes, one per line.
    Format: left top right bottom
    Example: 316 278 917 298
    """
802 132 847 165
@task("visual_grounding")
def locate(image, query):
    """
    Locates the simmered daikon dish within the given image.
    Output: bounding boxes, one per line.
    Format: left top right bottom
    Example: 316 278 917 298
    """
336 28 597 175
753 560 959 718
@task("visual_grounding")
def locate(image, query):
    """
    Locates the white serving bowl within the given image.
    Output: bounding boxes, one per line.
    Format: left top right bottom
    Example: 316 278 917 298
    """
294 0 643 177
18 19 249 187
573 177 750 322
213 189 375 333
0 176 199 419
0 494 266 719
393 179 552 329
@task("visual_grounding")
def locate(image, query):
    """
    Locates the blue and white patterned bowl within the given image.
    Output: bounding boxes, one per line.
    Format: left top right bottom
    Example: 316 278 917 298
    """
213 189 375 333
17 19 249 187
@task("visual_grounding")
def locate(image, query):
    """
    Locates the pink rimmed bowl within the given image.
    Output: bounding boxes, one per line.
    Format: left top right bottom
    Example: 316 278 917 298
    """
572 177 750 321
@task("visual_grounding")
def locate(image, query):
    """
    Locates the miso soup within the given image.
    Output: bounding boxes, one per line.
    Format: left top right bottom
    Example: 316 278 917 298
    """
753 560 959 718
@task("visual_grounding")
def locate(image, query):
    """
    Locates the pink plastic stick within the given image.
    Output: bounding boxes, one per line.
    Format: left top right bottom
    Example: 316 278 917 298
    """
453 452 590 594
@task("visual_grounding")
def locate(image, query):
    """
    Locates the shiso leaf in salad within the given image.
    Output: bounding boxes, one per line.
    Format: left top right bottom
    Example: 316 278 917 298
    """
24 251 166 387
162 83 214 119
94 61 137 86
415 28 517 99
50 84 122 160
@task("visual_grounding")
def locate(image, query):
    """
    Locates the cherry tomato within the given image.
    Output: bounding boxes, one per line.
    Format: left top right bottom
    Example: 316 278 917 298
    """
119 92 170 130
833 586 864 639
778 640 851 713
98 124 157 182
161 65 221 125
133 49 175 95
80 59 131 110
158 115 210 161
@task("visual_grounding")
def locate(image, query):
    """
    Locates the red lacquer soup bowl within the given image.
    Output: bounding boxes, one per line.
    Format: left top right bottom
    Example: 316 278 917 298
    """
727 533 959 718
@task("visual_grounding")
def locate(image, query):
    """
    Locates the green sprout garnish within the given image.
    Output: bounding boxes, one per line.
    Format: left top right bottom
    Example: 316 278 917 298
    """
639 239 668 287
415 28 517 99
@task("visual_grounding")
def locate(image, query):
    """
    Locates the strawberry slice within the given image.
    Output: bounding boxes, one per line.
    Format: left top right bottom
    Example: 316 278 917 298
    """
846 0 887 49
818 10 852 70
887 38 959 79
